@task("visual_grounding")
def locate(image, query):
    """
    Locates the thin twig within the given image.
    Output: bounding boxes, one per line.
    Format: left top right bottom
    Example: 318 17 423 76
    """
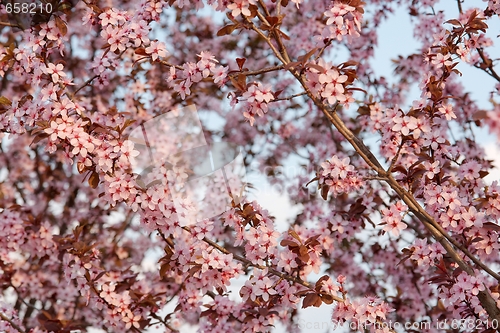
73 75 99 95
160 59 283 79
244 17 287 65
456 0 463 14
270 92 307 102
231 65 285 77
475 48 500 82
0 312 26 333
258 0 271 17
159 60 184 71
315 39 333 61
0 21 21 28
387 139 405 173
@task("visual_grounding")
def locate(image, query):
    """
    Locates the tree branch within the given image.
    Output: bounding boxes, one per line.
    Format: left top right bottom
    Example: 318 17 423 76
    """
270 92 307 102
180 226 344 303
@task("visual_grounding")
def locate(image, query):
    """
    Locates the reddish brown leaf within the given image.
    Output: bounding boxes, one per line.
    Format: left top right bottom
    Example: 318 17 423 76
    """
55 16 68 36
305 176 319 187
0 96 12 106
30 133 49 146
445 19 462 27
288 230 302 243
298 245 310 262
284 61 300 71
160 263 170 278
135 48 148 56
320 293 334 304
479 170 489 178
298 48 318 63
483 222 500 232
280 239 299 247
273 89 283 98
302 293 322 308
216 24 237 36
307 64 325 72
321 184 329 200
315 275 330 290
305 235 321 247
472 110 488 121
88 172 100 189
236 58 246 70
278 30 290 40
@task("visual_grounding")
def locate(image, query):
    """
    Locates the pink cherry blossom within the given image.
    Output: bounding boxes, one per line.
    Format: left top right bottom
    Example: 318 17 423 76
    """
146 40 168 61
431 53 453 69
392 115 418 136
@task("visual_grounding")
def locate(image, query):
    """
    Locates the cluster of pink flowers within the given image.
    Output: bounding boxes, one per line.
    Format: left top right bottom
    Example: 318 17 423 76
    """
167 51 228 99
226 0 258 17
97 6 168 56
333 292 394 333
318 154 363 197
368 103 452 161
407 238 445 268
99 283 143 329
306 59 353 107
145 40 168 61
439 272 487 319
99 10 134 53
241 82 274 126
241 268 278 302
38 19 66 51
429 52 454 70
381 201 408 237
321 1 362 41
0 209 27 256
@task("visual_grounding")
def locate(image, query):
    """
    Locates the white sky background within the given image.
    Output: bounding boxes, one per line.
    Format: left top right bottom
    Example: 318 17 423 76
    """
93 1 500 332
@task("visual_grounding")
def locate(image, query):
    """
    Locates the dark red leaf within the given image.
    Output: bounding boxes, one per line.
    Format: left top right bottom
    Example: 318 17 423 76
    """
236 58 246 70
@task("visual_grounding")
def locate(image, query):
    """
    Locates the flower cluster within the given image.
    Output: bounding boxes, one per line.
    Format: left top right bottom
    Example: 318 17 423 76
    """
145 40 168 61
0 209 26 256
381 201 408 237
241 82 274 126
318 154 363 197
407 238 445 268
439 272 487 319
167 51 228 100
321 1 363 41
306 59 354 107
241 268 278 302
227 0 258 17
486 0 500 15
333 296 394 333
99 283 143 329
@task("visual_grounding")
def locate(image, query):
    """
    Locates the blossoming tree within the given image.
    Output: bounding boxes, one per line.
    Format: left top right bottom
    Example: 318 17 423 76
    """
1 0 500 332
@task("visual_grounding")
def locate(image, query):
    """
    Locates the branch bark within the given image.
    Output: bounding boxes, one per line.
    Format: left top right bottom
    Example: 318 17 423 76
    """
0 312 26 333
179 226 344 303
